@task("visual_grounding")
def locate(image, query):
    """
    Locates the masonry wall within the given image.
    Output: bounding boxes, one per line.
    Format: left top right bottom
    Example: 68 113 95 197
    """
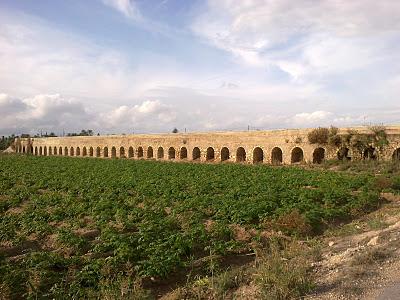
14 126 400 164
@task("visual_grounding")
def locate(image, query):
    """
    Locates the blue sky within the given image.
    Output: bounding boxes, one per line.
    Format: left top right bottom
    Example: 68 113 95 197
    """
0 0 399 135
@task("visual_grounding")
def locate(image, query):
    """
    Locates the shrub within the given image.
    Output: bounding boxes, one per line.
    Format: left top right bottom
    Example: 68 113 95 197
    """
271 210 312 236
373 176 393 191
307 128 329 144
256 240 314 300
328 126 342 147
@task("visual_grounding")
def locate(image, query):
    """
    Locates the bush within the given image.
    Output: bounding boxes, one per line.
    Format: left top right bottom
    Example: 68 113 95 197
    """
307 128 329 144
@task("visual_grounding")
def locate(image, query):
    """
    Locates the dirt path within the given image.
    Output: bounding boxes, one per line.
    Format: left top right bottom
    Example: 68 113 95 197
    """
306 193 400 299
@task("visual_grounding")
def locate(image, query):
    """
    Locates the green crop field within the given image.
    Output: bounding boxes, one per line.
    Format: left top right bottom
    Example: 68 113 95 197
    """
0 155 397 298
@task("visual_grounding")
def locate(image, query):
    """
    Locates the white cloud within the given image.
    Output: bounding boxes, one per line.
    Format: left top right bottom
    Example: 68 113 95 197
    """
294 111 332 123
192 0 400 78
102 0 141 20
0 94 92 135
101 100 176 131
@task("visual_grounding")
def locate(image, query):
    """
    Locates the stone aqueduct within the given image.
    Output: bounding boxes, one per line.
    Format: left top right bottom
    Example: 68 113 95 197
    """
14 126 400 164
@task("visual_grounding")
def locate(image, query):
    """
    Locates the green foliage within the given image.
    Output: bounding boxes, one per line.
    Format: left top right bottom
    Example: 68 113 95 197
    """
307 127 329 144
0 135 15 150
0 155 382 298
328 126 342 147
369 125 389 149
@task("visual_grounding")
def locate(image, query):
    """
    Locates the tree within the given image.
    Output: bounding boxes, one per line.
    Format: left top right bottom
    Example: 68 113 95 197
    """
172 128 179 133
0 135 15 150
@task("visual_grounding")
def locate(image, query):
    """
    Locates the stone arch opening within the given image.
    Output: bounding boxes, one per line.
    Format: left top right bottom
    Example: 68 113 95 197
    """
168 147 176 159
43 147 47 156
59 147 62 156
39 146 43 156
96 147 101 157
180 147 188 159
393 148 400 160
111 147 117 158
64 147 68 156
120 147 125 158
137 147 144 158
206 147 215 161
128 147 134 158
363 146 376 160
82 147 87 157
76 147 81 156
147 146 154 159
48 147 52 156
313 147 325 164
157 147 164 159
30 146 34 154
23 146 26 153
53 146 57 155
103 147 108 158
253 147 264 164
70 147 74 156
337 147 350 160
192 147 201 160
271 147 283 164
89 147 93 157
291 147 304 164
35 147 38 155
221 147 230 162
236 147 246 162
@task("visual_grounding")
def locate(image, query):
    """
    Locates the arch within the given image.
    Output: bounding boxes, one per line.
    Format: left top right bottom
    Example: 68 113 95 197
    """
291 147 304 164
48 147 52 156
180 147 188 160
168 147 176 160
119 147 125 158
236 147 246 162
82 147 87 157
137 147 144 158
35 147 38 156
76 147 81 156
337 147 350 160
59 147 62 156
271 147 283 164
192 147 201 160
89 147 93 157
111 147 117 158
220 147 230 162
96 147 101 157
53 146 57 155
103 147 109 158
43 146 47 156
313 147 325 164
30 146 34 154
128 146 134 158
147 146 154 159
157 147 164 159
23 146 26 153
393 148 400 160
363 146 376 160
206 147 215 161
253 147 264 164
39 146 43 156
70 147 74 156
64 147 68 156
